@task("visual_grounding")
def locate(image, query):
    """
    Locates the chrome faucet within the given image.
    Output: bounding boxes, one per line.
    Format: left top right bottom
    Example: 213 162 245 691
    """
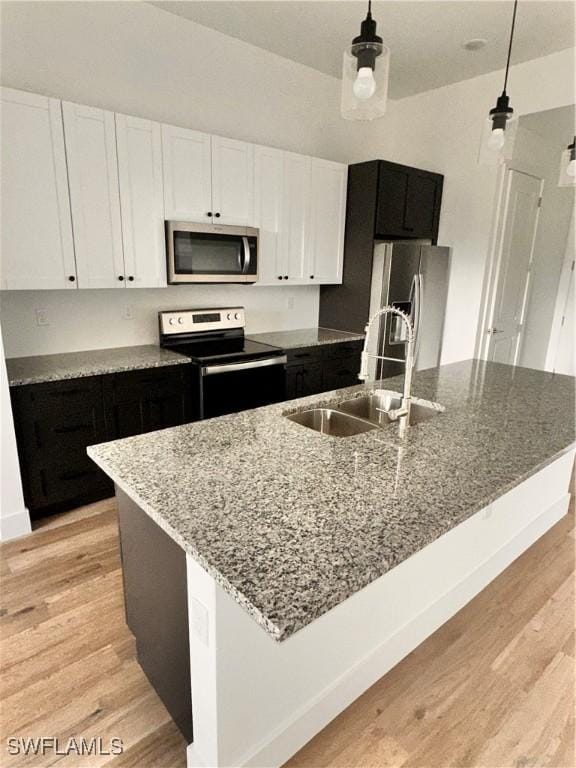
358 305 416 435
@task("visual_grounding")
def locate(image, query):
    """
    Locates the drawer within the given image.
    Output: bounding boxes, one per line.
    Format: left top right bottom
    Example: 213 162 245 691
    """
104 365 187 403
322 340 364 360
24 453 113 513
15 375 103 414
286 346 324 367
322 354 362 391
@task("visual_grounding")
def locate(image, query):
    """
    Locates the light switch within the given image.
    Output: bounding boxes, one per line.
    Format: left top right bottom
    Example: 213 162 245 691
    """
35 308 49 327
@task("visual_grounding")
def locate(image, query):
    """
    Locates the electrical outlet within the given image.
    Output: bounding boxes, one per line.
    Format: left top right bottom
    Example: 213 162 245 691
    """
35 308 49 327
123 305 134 320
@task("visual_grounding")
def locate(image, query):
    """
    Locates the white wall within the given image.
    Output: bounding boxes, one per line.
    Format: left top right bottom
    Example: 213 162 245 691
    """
0 330 31 539
511 124 575 370
346 48 576 365
0 286 319 358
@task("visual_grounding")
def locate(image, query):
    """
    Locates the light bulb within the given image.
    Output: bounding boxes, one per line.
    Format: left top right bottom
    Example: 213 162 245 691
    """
353 67 376 100
488 127 506 150
566 158 576 177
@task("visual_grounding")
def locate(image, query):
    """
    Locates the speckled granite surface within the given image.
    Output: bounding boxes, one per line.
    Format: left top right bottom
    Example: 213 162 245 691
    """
6 345 190 386
246 327 364 349
88 360 575 642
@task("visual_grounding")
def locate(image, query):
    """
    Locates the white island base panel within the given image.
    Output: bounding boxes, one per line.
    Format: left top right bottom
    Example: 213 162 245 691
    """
185 449 574 768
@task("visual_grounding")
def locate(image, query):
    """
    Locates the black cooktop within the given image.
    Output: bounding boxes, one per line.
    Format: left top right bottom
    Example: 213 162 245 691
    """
167 337 283 366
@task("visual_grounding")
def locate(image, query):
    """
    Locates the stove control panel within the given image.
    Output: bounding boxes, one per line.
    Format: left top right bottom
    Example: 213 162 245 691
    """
159 307 245 336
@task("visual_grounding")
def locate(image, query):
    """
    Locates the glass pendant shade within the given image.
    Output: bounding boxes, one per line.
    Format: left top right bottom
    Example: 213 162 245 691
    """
558 137 576 187
478 112 517 166
341 44 390 121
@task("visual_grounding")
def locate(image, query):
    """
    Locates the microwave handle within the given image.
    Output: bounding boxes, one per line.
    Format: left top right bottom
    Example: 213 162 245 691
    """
242 237 251 274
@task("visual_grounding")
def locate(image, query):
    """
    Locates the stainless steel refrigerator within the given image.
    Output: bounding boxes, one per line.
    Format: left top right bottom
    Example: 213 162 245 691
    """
367 242 451 381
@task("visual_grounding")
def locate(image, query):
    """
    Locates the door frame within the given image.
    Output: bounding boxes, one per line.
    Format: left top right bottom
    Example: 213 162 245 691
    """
475 163 544 362
544 202 575 372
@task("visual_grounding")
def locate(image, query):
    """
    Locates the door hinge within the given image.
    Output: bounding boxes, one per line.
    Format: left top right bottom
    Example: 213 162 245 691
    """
571 260 575 273
561 316 566 327
537 197 543 208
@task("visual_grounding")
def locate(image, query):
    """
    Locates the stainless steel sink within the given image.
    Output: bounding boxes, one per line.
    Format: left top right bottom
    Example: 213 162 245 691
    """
286 408 378 437
337 391 442 426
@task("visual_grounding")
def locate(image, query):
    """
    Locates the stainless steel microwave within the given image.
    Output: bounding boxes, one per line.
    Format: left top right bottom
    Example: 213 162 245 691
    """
166 221 259 284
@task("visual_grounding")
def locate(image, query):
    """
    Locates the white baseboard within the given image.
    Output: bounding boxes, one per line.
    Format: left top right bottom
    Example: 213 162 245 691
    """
0 507 32 541
240 492 569 768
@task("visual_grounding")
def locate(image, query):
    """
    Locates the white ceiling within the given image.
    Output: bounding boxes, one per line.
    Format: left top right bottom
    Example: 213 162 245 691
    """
520 105 576 149
150 1 575 99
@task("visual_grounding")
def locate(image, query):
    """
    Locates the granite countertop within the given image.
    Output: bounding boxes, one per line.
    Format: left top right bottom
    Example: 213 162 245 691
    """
246 327 364 349
88 360 575 642
6 345 190 386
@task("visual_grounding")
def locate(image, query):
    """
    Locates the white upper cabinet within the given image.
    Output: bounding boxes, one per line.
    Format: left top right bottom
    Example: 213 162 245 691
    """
63 102 124 289
0 88 76 290
308 159 347 284
211 136 255 226
281 152 312 283
254 145 284 285
116 114 166 288
161 124 212 223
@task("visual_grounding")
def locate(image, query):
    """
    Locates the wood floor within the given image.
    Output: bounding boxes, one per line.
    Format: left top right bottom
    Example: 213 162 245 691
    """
1 491 574 768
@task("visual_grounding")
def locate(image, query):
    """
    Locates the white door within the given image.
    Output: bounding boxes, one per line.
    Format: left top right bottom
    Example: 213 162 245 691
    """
254 146 284 285
552 266 574 375
161 124 212 223
116 114 166 288
0 88 76 290
281 153 311 283
211 136 255 226
487 170 543 364
308 158 347 285
63 102 125 289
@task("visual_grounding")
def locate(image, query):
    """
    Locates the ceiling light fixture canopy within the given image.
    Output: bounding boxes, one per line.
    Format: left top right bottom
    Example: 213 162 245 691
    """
479 0 519 165
558 135 576 186
341 0 390 121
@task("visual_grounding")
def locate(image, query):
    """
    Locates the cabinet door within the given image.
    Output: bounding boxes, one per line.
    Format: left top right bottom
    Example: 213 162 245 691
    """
63 102 125 288
404 173 442 239
0 88 76 290
281 153 311 283
254 145 284 284
375 164 411 237
116 114 166 288
104 366 191 439
211 136 255 226
162 124 212 222
309 159 347 284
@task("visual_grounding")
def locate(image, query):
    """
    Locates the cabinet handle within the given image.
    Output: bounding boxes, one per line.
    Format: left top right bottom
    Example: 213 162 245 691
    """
284 275 289 280
207 211 212 217
278 276 282 280
68 275 76 282
403 226 415 232
128 276 134 282
214 212 221 218
54 424 92 434
310 275 314 279
118 275 124 281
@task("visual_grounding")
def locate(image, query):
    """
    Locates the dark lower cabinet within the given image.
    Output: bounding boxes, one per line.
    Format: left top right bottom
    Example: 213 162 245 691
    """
11 364 193 518
285 341 363 400
103 366 192 439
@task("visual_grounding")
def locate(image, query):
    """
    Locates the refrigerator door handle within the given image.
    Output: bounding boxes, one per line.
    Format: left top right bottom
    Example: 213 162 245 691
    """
413 272 423 362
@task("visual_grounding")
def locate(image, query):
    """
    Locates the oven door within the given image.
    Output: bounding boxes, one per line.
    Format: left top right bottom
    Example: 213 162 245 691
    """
166 222 258 284
200 356 287 419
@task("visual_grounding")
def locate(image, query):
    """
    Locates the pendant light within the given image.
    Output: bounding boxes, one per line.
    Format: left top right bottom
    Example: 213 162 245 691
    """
558 136 576 187
341 1 390 121
479 0 519 165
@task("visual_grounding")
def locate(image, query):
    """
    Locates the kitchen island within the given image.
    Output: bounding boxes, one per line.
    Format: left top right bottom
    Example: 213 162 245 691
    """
88 359 575 768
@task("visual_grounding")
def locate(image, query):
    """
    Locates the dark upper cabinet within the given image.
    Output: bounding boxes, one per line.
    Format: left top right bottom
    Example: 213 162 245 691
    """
319 159 444 334
375 161 443 240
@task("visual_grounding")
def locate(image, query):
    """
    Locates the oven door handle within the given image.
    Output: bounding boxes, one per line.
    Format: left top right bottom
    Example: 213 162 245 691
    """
242 236 251 274
202 355 287 376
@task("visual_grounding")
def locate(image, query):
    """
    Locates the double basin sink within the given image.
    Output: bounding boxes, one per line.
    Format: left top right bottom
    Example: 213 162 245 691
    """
286 391 443 438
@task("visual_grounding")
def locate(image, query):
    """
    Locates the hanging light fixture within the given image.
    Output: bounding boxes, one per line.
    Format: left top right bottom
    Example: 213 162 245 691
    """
341 1 390 121
558 136 576 187
478 0 519 165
